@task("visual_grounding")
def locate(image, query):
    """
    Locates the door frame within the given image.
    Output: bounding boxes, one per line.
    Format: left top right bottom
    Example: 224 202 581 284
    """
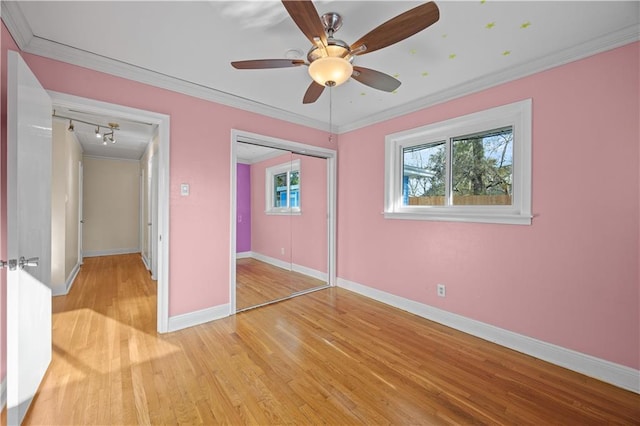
229 129 337 314
50 91 171 333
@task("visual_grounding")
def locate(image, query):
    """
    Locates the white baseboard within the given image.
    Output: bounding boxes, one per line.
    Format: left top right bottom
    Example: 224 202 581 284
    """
236 251 252 259
337 277 640 394
167 304 230 333
251 252 291 270
83 248 140 257
292 263 328 281
250 252 328 281
51 262 81 297
64 262 80 294
1 377 6 411
141 254 150 270
60 263 80 296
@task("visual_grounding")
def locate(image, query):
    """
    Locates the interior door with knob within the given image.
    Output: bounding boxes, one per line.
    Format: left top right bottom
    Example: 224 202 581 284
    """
6 50 53 425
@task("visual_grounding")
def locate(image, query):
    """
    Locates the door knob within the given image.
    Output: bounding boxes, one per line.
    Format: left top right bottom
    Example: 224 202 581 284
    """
19 256 39 269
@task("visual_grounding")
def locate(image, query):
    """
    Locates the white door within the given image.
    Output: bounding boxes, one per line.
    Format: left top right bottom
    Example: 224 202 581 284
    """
150 153 159 279
78 161 84 265
142 167 150 266
6 51 53 425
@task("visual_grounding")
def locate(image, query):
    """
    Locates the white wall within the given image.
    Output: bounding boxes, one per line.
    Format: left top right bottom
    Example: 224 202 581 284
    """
82 156 140 256
51 118 83 295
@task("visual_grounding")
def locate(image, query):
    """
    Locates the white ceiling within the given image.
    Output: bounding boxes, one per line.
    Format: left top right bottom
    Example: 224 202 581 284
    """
3 1 639 142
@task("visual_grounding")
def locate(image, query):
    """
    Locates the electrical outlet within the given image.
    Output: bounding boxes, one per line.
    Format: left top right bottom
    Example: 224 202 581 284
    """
437 284 446 298
281 248 285 255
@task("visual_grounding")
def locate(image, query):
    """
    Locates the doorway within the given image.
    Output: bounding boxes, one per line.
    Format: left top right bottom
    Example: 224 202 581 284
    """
229 129 337 313
49 90 171 333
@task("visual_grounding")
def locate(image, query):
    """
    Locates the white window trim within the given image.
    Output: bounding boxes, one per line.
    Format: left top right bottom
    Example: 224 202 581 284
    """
384 99 532 225
265 159 301 215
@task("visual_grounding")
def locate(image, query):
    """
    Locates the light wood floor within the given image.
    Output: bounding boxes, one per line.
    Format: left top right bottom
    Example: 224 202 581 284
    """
8 253 640 425
236 258 327 311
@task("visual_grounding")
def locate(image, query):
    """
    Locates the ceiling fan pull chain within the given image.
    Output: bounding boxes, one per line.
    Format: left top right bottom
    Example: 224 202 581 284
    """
329 86 334 143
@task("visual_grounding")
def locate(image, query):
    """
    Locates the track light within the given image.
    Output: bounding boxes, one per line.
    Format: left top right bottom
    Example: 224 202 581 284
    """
52 111 119 146
102 133 116 144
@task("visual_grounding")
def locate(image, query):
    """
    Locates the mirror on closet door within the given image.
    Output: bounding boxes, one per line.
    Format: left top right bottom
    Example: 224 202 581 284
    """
235 141 329 311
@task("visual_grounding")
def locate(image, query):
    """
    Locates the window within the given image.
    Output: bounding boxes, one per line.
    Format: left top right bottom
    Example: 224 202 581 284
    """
385 99 532 225
266 159 301 214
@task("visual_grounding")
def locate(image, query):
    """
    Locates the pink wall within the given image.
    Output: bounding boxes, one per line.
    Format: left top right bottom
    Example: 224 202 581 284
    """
1 18 637 385
251 153 328 273
236 163 251 253
337 42 640 369
17 55 332 313
0 22 334 380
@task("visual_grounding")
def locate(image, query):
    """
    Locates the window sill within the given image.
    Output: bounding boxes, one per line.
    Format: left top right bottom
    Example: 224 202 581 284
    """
384 211 532 225
265 210 302 216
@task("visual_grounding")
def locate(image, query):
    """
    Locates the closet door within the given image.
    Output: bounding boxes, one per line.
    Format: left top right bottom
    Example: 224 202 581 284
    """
288 152 329 296
236 145 293 310
235 144 330 311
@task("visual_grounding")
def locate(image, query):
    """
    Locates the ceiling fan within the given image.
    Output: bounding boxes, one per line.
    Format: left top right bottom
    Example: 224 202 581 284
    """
231 1 440 104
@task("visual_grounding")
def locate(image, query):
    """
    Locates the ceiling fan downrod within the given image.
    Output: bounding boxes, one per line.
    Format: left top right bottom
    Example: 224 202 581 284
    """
321 12 343 37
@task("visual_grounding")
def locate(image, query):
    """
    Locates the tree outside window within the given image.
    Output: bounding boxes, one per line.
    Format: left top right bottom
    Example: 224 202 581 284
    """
403 127 513 206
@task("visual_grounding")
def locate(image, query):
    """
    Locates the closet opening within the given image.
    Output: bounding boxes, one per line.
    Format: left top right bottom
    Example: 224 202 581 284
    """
229 130 337 313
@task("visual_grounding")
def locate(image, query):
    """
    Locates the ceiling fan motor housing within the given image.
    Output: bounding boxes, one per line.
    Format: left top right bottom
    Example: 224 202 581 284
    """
307 12 353 64
307 38 353 63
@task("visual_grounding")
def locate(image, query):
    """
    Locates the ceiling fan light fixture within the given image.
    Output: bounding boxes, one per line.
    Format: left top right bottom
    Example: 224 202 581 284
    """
308 56 353 87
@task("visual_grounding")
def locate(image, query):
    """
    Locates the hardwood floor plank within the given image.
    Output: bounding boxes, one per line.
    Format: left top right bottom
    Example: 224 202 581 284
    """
7 253 638 425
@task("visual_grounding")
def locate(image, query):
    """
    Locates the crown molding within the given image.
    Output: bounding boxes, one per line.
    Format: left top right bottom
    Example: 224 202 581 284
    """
1 2 328 132
26 35 329 132
3 1 638 135
0 1 33 48
339 23 640 133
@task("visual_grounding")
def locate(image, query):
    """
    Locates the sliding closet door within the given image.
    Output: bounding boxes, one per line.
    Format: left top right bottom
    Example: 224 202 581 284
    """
288 153 328 293
235 143 329 311
236 145 293 310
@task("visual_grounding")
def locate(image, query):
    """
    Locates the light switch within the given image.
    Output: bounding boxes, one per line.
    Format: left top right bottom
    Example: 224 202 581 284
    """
180 183 190 196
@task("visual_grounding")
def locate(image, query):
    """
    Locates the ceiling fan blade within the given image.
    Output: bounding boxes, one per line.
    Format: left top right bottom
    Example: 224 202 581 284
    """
352 67 401 92
231 59 305 69
350 2 439 56
303 81 325 104
282 0 327 46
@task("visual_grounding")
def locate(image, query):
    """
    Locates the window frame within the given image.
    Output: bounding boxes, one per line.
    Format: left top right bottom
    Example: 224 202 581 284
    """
265 159 301 215
384 99 532 225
